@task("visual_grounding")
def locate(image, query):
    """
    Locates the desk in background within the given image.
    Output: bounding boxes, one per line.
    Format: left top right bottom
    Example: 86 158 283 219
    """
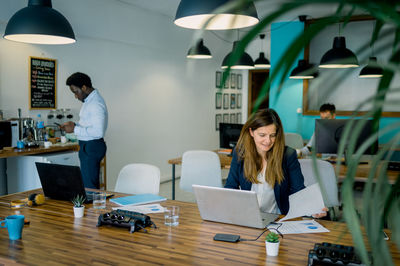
167 151 399 199
1 189 399 265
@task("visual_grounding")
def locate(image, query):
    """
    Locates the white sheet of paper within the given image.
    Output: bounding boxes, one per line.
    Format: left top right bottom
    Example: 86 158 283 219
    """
112 203 165 214
279 183 325 222
267 219 329 234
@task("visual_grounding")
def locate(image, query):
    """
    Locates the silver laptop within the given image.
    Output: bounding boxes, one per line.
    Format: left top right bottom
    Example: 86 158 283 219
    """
192 184 279 229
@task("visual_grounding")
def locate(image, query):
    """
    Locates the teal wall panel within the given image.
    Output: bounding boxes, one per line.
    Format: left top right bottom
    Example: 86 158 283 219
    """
270 21 400 144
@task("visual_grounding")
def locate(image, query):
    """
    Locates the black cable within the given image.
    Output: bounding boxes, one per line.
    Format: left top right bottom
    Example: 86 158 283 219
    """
239 222 284 242
239 229 269 241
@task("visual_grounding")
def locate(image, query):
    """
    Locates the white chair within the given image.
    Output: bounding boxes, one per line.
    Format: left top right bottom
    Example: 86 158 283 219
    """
285 132 304 150
180 150 223 193
298 159 340 207
114 163 160 195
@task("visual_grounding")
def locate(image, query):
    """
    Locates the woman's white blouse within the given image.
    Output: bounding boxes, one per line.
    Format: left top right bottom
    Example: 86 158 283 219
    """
251 170 280 214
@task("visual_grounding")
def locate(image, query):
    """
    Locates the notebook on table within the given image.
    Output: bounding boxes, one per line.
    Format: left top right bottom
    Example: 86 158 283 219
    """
192 184 279 229
110 194 166 206
35 162 109 203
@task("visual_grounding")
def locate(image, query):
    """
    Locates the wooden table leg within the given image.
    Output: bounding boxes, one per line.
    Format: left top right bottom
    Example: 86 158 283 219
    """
172 164 176 200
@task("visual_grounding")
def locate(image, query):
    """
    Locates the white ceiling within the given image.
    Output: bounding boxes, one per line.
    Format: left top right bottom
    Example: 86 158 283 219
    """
117 0 344 23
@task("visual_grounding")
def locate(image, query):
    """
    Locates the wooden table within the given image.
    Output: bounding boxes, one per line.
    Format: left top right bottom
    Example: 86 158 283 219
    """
1 189 398 265
167 152 232 200
167 152 399 199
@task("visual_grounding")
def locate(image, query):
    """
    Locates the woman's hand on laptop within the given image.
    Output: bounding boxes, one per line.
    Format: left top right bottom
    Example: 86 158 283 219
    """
312 207 328 218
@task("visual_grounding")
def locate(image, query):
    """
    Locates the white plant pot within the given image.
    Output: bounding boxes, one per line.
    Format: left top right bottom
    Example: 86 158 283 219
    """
73 206 85 218
265 241 280 256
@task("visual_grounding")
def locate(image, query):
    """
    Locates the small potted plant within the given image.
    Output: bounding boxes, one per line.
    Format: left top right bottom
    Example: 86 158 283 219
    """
72 195 86 218
265 231 280 256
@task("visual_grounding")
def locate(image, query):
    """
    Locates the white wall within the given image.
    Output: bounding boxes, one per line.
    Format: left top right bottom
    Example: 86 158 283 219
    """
0 0 255 188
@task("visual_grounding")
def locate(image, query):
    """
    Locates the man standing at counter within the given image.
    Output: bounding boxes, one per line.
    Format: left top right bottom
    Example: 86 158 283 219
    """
61 72 108 189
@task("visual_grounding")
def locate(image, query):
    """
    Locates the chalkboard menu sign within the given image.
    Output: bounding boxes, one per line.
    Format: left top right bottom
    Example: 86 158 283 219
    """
30 56 57 109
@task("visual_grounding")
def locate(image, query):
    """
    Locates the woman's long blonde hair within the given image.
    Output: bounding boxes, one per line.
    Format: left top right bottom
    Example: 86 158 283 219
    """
236 109 285 186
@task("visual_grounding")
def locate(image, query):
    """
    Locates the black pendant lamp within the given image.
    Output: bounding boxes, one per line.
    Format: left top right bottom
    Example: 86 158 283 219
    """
221 41 254 69
359 57 383 78
319 37 358 68
187 39 212 59
254 34 270 68
254 53 270 68
290 60 318 79
174 0 259 30
4 0 76 45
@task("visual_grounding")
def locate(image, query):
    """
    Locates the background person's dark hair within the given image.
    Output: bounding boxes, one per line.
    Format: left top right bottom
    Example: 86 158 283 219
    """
319 103 336 114
66 72 92 89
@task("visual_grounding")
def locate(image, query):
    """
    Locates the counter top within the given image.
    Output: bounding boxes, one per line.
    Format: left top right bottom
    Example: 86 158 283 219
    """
0 143 79 159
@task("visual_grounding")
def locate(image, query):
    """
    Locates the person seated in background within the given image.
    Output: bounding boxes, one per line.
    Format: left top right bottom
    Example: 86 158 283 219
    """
297 103 336 157
224 108 327 217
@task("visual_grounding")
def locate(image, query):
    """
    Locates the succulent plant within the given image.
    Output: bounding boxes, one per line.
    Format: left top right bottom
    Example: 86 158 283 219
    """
71 194 86 208
265 232 279 243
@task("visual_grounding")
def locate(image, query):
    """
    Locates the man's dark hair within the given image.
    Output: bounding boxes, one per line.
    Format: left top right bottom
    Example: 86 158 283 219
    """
66 72 92 88
319 103 336 114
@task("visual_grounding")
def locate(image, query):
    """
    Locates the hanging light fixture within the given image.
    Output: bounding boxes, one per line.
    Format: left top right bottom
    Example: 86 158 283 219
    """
359 57 383 78
289 60 318 79
187 39 212 59
319 36 359 68
254 34 270 69
174 0 259 30
4 0 76 45
221 41 254 70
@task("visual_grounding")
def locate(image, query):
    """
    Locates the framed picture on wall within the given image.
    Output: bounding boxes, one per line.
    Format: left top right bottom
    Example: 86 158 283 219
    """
223 71 229 88
223 113 229 123
230 73 236 88
237 74 242 90
237 93 242 108
215 114 222 130
216 92 222 109
230 93 236 109
223 93 229 109
237 112 242 123
230 113 236 123
215 71 222 88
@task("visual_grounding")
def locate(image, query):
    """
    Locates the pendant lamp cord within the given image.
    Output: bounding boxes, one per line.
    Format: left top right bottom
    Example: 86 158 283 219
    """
371 20 376 56
260 34 265 55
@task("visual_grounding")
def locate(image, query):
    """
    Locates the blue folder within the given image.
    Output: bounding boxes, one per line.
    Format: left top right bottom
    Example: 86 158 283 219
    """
110 194 166 206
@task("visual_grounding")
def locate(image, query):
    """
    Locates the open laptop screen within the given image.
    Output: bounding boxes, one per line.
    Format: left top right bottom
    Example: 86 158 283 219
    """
35 162 88 202
192 184 278 229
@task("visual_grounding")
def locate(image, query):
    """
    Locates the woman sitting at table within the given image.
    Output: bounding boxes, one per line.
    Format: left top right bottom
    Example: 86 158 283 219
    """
225 108 327 217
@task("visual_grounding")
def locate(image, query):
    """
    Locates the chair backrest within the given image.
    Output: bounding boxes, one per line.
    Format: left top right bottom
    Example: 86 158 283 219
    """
285 132 304 150
114 163 160 195
298 159 340 207
180 150 222 193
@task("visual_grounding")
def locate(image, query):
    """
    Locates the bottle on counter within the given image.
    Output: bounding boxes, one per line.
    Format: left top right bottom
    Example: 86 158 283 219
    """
36 114 45 142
